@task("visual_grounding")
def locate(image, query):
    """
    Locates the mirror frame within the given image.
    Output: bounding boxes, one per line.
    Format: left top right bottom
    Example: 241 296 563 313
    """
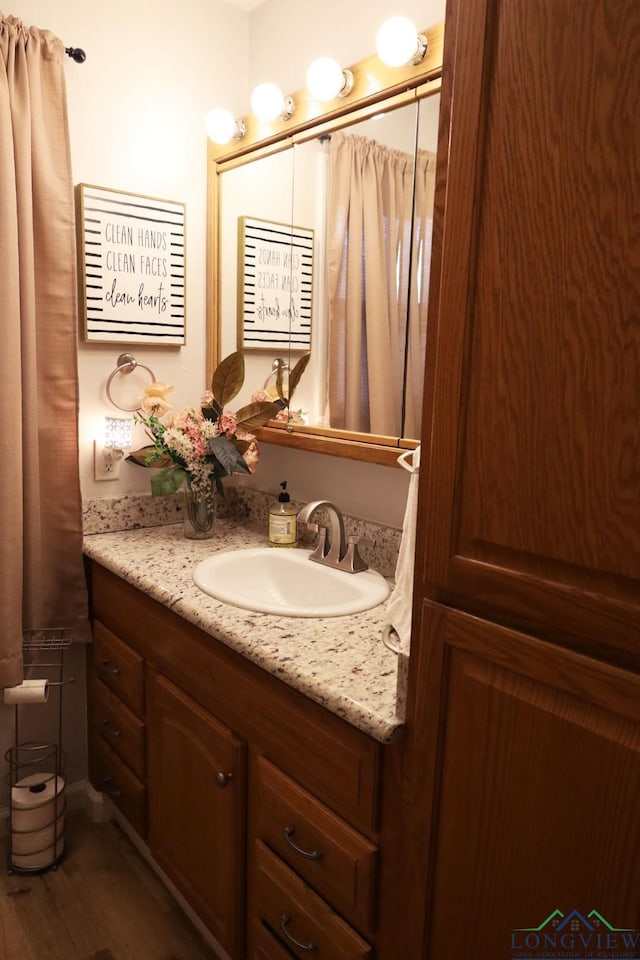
206 22 444 468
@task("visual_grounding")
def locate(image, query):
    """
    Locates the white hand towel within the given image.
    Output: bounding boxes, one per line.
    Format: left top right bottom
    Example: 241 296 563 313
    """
384 446 420 656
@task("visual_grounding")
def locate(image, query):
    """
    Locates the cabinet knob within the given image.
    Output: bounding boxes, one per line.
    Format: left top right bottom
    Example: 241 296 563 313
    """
215 771 233 788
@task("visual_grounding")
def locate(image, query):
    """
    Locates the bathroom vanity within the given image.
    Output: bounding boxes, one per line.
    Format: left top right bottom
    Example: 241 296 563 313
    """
84 521 405 960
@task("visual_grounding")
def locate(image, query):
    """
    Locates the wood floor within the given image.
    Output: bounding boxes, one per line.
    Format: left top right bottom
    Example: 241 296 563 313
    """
0 813 216 960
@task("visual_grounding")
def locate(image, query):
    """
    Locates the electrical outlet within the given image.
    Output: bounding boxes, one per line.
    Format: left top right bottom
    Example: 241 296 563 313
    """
94 441 121 481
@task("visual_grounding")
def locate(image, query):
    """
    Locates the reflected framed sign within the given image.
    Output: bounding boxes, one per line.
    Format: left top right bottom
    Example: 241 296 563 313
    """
237 215 313 350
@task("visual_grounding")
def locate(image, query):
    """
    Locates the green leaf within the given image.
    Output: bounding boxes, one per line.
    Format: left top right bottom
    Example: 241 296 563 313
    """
150 465 186 497
211 435 251 476
234 400 281 431
211 351 245 407
126 446 172 468
288 352 311 403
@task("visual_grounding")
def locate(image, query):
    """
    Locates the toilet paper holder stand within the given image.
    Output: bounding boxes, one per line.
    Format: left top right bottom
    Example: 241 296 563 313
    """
4 628 75 875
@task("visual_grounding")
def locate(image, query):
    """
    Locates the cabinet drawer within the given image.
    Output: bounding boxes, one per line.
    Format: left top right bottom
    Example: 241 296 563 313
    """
255 757 377 935
251 920 299 959
92 734 146 838
90 676 146 779
92 621 144 716
254 841 371 960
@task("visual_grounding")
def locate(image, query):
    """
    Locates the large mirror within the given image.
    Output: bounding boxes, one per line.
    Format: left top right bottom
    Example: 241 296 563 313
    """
207 23 444 466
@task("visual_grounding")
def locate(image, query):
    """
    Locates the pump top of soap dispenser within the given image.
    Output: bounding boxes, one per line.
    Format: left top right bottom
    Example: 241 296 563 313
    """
278 481 290 502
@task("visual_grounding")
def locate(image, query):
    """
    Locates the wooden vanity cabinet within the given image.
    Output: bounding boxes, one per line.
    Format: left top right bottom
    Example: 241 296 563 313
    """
402 0 640 956
86 560 404 960
147 671 245 958
88 621 147 837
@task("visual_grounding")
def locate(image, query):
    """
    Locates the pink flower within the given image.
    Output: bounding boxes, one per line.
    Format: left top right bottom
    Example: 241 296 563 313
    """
218 412 238 438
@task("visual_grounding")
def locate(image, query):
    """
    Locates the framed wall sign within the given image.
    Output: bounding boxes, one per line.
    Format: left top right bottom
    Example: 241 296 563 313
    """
77 184 186 345
238 216 313 350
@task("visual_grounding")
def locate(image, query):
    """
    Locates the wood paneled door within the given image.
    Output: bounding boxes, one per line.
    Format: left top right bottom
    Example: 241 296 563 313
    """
403 0 640 956
414 0 640 665
147 671 246 959
405 602 640 958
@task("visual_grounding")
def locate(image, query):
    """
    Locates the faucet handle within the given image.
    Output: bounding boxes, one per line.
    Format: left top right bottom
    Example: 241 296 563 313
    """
338 535 372 574
308 526 328 564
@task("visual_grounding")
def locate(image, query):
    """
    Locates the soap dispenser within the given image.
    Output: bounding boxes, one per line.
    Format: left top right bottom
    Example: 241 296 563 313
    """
269 481 298 548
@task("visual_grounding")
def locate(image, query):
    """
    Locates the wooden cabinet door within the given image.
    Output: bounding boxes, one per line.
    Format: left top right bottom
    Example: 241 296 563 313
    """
404 601 640 959
416 0 640 661
147 671 245 959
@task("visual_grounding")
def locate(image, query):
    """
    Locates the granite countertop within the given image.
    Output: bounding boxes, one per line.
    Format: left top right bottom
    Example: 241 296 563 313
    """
83 520 404 743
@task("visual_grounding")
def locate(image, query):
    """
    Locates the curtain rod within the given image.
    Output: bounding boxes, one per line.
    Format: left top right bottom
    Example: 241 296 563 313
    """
65 46 86 63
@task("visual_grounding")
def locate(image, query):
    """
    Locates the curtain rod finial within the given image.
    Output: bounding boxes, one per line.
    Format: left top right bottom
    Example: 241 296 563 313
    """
65 47 86 63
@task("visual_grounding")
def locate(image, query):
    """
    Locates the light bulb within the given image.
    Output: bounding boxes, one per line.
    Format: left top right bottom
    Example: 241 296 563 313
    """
251 83 286 123
376 16 424 67
206 108 239 145
306 57 353 102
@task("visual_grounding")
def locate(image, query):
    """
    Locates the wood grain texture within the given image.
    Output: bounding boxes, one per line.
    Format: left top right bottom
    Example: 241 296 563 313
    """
416 0 640 655
0 814 215 960
252 756 378 936
147 671 245 959
404 601 640 960
89 563 381 836
252 841 372 960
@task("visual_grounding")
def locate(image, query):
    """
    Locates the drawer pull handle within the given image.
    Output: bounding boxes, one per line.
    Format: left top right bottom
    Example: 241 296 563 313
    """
100 659 120 675
280 914 317 952
215 771 233 788
101 776 122 798
283 826 322 861
102 719 122 737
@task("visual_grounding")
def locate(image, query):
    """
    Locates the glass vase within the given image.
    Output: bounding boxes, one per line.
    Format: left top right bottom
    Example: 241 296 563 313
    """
183 479 216 539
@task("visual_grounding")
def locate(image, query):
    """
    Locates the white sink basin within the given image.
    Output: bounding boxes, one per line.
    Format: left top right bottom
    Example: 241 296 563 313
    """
193 547 389 617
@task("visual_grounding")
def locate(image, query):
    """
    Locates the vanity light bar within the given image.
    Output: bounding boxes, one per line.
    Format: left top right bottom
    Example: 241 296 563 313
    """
206 18 436 148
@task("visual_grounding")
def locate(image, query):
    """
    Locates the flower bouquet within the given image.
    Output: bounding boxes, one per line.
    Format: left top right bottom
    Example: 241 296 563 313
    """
127 350 309 534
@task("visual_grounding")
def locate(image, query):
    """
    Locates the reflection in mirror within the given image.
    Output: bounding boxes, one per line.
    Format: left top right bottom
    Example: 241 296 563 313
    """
218 147 296 416
216 96 440 438
404 92 439 439
290 102 419 437
208 22 444 463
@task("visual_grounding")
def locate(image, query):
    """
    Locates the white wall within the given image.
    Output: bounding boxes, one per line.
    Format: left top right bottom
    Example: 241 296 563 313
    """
248 0 446 92
11 0 249 504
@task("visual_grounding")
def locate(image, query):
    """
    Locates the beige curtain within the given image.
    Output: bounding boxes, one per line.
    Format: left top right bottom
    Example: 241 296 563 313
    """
0 15 88 688
326 132 415 436
404 148 437 439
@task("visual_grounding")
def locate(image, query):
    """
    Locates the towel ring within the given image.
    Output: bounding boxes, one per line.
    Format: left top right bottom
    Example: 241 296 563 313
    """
106 353 156 412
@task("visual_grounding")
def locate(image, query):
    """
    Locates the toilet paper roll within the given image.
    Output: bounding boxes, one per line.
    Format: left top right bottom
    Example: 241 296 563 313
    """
4 678 49 704
11 773 65 832
11 834 64 871
12 815 65 856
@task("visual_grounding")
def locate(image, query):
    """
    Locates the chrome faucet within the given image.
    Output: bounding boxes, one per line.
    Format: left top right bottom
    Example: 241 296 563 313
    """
297 500 370 574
